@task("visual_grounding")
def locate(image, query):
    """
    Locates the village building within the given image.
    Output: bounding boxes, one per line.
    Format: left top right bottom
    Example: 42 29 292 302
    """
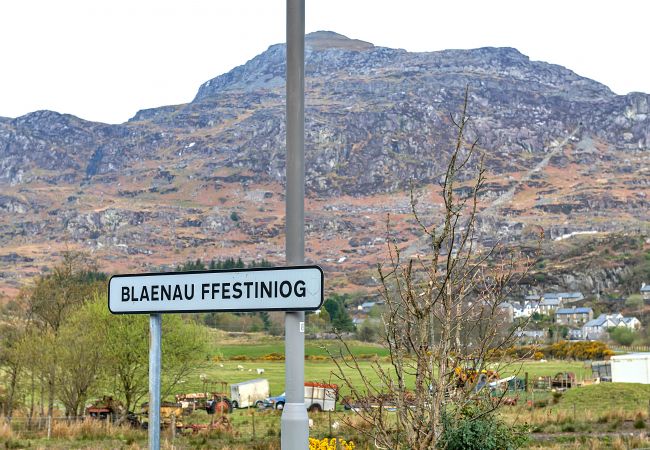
513 301 540 318
543 292 584 304
515 329 547 342
642 283 650 302
539 297 562 315
555 307 593 325
583 313 641 340
567 328 583 340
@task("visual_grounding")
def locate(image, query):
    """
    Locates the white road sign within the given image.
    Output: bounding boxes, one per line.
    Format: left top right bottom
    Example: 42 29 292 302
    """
108 265 323 314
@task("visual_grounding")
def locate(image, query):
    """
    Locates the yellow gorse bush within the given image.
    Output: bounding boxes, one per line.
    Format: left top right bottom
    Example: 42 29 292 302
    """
309 437 355 450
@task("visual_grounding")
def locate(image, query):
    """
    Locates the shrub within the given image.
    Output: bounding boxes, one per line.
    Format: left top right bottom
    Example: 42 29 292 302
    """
496 341 614 361
309 438 355 450
552 392 563 404
634 412 647 429
609 327 638 346
262 352 285 361
440 405 529 450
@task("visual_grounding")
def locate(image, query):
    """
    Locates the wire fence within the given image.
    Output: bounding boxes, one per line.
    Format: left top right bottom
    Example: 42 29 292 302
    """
610 345 650 353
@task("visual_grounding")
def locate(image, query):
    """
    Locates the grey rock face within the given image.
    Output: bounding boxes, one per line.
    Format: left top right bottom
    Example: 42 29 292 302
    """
2 32 647 198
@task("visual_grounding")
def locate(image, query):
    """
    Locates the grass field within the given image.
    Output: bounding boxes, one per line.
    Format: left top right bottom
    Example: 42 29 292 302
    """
558 382 650 414
172 334 594 400
3 332 642 449
208 330 390 359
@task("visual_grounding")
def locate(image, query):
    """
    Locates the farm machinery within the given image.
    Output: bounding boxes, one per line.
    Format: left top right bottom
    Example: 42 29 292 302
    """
551 372 576 389
139 402 186 430
85 396 124 422
175 392 233 415
453 366 499 390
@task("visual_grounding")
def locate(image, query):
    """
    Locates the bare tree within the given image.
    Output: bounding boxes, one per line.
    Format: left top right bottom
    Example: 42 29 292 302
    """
330 90 535 449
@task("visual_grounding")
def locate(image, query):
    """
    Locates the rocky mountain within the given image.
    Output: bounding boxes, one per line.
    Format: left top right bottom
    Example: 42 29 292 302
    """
0 31 648 299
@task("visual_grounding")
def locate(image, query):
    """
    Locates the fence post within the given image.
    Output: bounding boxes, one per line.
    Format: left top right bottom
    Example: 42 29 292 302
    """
329 410 332 437
252 406 256 440
171 413 176 441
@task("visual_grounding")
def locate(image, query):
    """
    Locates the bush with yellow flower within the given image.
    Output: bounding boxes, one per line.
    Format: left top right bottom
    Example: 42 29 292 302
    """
309 437 355 450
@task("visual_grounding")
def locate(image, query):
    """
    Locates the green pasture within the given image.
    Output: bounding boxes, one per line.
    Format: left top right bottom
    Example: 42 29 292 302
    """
501 360 592 380
212 340 390 360
170 360 382 399
170 338 593 400
557 382 650 415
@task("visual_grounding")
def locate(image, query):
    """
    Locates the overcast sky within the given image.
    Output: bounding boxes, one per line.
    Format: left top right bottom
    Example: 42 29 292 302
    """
1 0 648 124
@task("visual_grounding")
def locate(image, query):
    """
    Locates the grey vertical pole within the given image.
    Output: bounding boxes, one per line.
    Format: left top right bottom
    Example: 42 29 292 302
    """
282 0 308 448
149 314 162 450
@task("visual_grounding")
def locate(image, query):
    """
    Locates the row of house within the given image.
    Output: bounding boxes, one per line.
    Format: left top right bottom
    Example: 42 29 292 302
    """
503 289 644 343
582 313 641 340
517 312 641 342
506 291 585 319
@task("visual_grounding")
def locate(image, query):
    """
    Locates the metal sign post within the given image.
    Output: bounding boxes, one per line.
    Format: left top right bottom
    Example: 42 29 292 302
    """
108 266 322 450
148 314 161 450
283 0 308 448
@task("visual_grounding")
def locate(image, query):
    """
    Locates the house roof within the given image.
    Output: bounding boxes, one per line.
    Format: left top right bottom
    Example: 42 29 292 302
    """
584 313 637 329
622 317 639 324
584 316 610 328
556 307 592 315
543 292 584 300
540 298 561 306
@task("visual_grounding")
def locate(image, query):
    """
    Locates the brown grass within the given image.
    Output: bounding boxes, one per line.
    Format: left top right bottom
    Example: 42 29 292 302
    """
0 420 14 440
50 418 141 442
526 435 650 450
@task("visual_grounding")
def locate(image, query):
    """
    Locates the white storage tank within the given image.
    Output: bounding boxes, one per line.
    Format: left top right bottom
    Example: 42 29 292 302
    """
611 353 650 384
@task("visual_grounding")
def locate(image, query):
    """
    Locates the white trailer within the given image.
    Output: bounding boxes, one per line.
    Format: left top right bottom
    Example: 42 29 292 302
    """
611 353 650 384
230 378 270 408
304 382 338 412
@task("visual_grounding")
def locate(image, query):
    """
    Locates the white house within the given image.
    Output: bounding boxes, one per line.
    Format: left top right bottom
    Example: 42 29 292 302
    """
582 313 641 340
358 301 380 313
512 301 540 318
621 317 642 329
642 283 650 301
515 330 547 342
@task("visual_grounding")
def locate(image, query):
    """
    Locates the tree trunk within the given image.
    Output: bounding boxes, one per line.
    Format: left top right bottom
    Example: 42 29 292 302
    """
47 369 55 419
39 378 45 419
28 370 35 428
6 366 20 421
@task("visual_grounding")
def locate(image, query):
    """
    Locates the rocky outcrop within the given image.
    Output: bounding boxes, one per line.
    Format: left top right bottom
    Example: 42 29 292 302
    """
0 31 648 295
